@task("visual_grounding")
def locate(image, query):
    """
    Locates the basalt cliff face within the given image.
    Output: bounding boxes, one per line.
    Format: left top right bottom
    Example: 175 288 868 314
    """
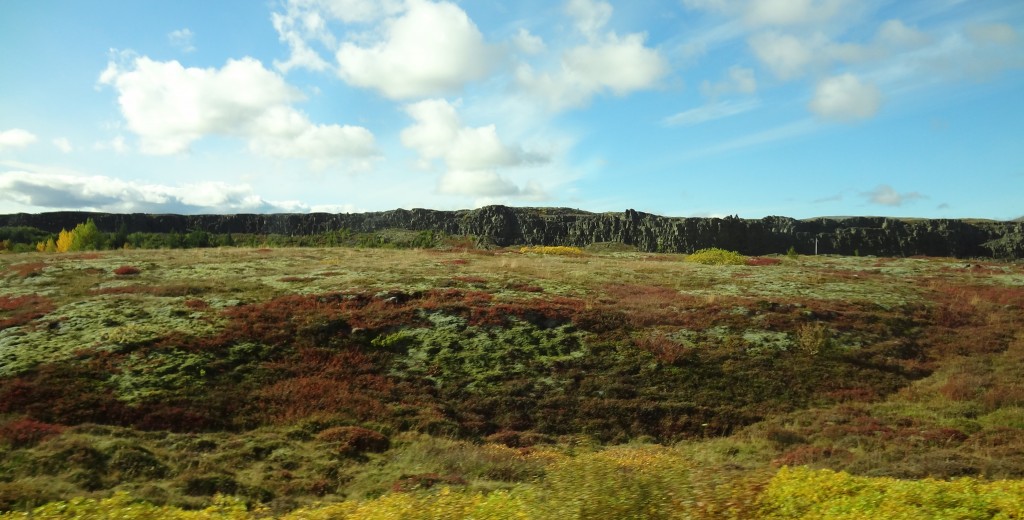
2 206 1022 258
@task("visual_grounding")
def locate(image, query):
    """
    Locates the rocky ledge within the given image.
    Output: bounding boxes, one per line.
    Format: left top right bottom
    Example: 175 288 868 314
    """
2 206 1022 259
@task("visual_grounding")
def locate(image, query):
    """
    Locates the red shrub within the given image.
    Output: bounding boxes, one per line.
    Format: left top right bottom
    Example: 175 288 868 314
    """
913 428 968 447
8 262 46 278
635 335 694 365
113 265 141 276
0 418 65 448
184 299 210 310
0 294 55 330
746 257 782 266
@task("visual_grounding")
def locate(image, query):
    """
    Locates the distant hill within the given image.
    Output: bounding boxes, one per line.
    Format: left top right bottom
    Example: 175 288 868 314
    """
1 205 1023 258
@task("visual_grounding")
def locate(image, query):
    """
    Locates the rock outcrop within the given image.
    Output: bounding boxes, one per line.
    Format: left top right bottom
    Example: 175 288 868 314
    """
2 206 1022 258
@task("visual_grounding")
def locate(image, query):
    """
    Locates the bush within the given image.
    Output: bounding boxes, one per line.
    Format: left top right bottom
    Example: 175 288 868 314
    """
759 466 1024 519
0 418 65 448
686 248 748 265
114 265 142 276
519 246 585 256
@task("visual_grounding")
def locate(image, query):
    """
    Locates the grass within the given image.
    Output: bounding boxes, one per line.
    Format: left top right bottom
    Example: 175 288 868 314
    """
1 246 1023 515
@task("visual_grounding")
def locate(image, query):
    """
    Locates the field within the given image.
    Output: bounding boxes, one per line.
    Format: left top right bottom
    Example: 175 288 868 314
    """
1 244 1024 518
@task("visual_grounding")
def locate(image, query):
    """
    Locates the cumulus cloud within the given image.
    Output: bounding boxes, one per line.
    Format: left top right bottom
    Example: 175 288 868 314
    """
565 0 613 40
400 99 548 198
518 35 667 110
270 0 406 73
438 170 534 197
168 28 196 52
53 138 73 153
0 129 37 150
335 0 498 99
401 99 546 171
748 31 816 79
862 184 923 207
0 170 309 214
98 55 376 164
748 31 869 80
514 28 545 55
809 73 881 121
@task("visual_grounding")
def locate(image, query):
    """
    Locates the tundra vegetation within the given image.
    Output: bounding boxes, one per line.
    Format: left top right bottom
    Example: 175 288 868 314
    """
1 226 1024 518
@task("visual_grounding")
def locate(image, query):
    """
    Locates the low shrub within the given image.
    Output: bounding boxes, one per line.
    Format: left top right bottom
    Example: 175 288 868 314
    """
760 466 1024 519
686 248 748 265
315 426 390 454
0 417 65 448
113 265 142 276
519 246 585 256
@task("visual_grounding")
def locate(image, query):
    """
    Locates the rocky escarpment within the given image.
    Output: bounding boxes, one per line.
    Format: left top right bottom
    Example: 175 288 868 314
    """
2 206 1022 259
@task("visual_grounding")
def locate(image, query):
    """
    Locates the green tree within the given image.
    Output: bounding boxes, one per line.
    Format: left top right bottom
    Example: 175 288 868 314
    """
69 219 102 251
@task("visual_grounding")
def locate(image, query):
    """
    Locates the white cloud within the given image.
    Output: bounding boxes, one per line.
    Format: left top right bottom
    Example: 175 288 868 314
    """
401 98 546 171
0 169 310 213
515 0 667 111
297 0 403 25
438 170 523 197
966 22 1018 45
168 28 196 53
335 0 497 99
664 99 760 126
749 30 874 80
809 73 881 121
876 19 930 48
565 0 613 39
748 31 816 79
400 99 549 199
269 0 407 73
518 32 667 110
701 65 757 97
863 184 923 206
53 137 73 153
98 55 375 164
0 168 321 212
0 129 37 150
272 11 332 73
514 28 545 55
744 0 848 27
683 0 850 27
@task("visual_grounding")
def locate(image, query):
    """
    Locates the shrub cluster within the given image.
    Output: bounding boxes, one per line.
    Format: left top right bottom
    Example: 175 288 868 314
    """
518 246 585 256
685 247 748 265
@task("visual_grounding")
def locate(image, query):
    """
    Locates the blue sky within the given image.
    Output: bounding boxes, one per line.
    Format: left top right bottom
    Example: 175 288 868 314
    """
1 0 1022 219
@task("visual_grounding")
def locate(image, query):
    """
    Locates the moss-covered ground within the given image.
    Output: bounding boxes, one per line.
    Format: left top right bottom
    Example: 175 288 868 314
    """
1 246 1023 516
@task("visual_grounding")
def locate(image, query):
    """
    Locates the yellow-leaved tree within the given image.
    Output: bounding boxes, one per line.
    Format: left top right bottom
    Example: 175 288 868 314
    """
55 229 73 253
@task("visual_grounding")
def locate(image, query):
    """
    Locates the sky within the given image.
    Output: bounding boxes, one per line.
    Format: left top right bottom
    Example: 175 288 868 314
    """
1 0 1022 219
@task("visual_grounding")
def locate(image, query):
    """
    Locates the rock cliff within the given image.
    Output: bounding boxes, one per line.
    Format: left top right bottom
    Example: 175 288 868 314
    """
2 206 1022 258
